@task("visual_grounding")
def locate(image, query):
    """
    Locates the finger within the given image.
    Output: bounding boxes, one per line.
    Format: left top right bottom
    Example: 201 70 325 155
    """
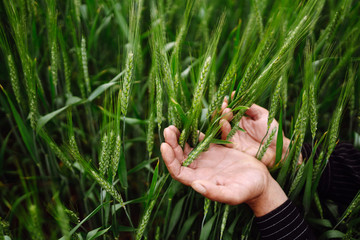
239 116 252 129
161 143 196 185
221 100 228 112
191 180 248 205
220 119 231 141
198 131 205 142
221 108 233 121
184 142 192 156
231 91 235 100
164 127 184 161
167 125 181 138
245 104 269 120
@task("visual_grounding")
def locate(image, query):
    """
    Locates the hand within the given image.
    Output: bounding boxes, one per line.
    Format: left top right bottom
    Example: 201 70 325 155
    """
219 99 293 168
160 126 288 217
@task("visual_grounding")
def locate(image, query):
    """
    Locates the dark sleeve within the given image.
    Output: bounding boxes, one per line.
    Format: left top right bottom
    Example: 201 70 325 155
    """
255 199 316 240
302 142 360 206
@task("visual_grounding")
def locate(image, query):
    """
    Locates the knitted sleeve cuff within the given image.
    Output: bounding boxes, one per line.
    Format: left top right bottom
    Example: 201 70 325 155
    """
255 199 316 240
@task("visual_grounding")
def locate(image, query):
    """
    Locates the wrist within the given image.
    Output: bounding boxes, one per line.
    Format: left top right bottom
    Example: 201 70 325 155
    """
247 176 288 217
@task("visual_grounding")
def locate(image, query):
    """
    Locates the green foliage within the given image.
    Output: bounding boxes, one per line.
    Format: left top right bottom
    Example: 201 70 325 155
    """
0 0 359 239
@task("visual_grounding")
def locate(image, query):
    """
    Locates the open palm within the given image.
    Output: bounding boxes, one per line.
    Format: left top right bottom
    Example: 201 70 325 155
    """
161 126 271 205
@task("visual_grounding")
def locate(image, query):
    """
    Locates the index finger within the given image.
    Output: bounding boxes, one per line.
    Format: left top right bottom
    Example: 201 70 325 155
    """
161 142 196 186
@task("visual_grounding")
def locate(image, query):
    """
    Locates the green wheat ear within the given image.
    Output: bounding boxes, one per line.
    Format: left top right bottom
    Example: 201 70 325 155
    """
288 163 305 196
183 129 217 167
81 36 91 94
121 51 135 116
136 199 156 240
267 77 282 128
99 133 110 176
257 127 277 160
28 204 44 240
111 134 122 182
7 54 22 107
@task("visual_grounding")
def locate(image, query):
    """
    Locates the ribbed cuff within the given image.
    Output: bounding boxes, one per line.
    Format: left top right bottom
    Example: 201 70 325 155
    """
255 200 315 240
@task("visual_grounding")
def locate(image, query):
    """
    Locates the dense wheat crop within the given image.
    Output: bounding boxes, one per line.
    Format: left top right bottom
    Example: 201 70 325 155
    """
0 0 359 239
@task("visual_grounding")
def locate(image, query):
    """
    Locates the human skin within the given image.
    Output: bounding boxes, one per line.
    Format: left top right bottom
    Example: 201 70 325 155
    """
160 126 288 217
219 98 297 168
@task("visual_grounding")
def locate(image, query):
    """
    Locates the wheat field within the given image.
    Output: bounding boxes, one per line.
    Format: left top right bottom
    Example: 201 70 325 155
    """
0 0 359 239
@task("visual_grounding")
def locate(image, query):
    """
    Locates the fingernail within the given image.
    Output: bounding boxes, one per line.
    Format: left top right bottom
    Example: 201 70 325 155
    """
192 182 206 194
225 95 229 100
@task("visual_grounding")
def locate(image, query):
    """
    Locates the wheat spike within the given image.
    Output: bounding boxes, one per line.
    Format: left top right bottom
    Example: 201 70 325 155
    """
49 142 73 171
61 49 71 95
179 128 189 148
220 204 230 240
50 41 58 87
253 0 264 38
309 80 317 140
267 76 282 128
281 75 288 109
69 135 80 156
155 76 163 128
288 163 305 196
7 54 22 106
73 0 81 24
204 198 211 217
341 192 360 222
155 226 160 240
314 192 323 219
90 169 125 207
121 52 134 116
226 107 249 140
64 209 80 224
111 134 122 182
28 204 44 240
191 56 212 111
99 133 110 176
146 112 155 158
136 199 156 240
183 129 217 167
80 37 90 93
81 37 91 93
257 127 277 160
207 65 236 118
